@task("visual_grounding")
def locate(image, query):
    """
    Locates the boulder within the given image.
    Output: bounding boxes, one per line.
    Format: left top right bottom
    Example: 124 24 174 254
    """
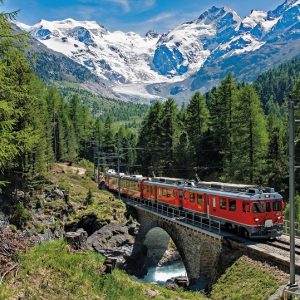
87 222 140 268
0 212 9 231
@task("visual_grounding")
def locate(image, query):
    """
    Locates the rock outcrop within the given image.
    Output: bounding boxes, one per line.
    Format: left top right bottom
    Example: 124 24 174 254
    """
87 221 139 268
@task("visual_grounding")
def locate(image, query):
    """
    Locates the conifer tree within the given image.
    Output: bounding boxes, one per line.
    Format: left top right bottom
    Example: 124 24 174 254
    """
210 73 238 179
186 92 210 175
137 101 163 176
159 98 178 176
265 99 287 190
103 116 115 154
232 85 268 183
290 79 300 191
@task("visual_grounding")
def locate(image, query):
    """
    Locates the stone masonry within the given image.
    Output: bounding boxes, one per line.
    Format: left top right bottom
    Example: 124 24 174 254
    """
129 206 223 284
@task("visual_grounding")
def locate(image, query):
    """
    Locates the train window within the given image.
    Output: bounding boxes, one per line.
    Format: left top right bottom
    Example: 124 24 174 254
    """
190 193 195 203
167 190 172 197
212 196 216 208
229 200 236 211
273 201 282 211
242 202 250 213
220 198 227 210
197 194 202 205
252 202 265 213
179 190 183 198
266 202 271 212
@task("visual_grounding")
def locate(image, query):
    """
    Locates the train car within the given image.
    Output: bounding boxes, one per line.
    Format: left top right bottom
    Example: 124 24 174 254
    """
120 175 146 199
143 177 185 206
103 171 283 238
182 182 284 238
105 172 124 192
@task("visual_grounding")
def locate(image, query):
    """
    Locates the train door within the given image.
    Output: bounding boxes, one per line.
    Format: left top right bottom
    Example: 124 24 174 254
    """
178 189 184 207
207 195 216 218
207 194 210 218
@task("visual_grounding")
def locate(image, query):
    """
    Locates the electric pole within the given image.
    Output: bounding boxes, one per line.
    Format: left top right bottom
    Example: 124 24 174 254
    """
289 100 296 287
284 100 300 297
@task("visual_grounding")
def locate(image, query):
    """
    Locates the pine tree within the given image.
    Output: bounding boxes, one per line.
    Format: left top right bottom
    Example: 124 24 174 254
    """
291 79 300 191
232 85 268 183
186 92 210 176
159 98 178 176
265 99 288 190
173 131 192 178
210 73 238 179
103 116 115 154
137 101 163 176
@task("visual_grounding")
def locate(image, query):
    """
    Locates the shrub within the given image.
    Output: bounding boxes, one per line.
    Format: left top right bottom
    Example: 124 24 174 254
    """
12 202 32 228
85 189 93 206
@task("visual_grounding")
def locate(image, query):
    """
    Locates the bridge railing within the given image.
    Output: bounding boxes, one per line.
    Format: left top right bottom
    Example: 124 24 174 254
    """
125 197 222 235
283 220 300 238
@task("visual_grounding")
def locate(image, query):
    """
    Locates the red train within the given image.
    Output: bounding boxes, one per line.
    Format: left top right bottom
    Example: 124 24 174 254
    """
103 172 284 238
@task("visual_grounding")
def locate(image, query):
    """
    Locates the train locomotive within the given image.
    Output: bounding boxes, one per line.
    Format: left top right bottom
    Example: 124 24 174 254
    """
102 172 284 239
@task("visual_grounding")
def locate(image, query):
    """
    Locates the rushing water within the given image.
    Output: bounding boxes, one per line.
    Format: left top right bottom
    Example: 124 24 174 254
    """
141 261 186 284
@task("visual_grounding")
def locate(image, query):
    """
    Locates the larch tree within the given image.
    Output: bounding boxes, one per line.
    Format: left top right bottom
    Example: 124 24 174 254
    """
185 91 210 177
210 73 238 179
232 84 268 184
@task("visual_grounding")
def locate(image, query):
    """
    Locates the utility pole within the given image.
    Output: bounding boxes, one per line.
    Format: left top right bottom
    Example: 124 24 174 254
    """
117 137 121 200
289 100 296 287
284 100 300 297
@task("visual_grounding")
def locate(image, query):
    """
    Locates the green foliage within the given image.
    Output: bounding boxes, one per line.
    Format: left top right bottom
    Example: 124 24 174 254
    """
85 189 93 206
12 202 32 228
60 86 149 122
231 85 268 183
254 56 300 107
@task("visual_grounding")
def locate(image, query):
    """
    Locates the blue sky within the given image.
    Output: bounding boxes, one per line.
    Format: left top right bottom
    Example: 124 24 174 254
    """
2 0 284 34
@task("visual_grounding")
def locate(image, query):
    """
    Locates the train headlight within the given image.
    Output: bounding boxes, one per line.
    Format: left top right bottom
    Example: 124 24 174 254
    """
254 218 260 222
277 216 282 220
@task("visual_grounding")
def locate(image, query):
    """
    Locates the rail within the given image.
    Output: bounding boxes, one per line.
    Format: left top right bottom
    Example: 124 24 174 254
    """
283 220 300 238
124 197 222 235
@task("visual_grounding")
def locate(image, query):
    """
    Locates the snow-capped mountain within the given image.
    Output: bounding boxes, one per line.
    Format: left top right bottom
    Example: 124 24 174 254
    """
16 0 300 102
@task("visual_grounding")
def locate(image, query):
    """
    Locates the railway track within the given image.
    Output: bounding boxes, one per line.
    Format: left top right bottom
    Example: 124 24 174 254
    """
264 238 300 255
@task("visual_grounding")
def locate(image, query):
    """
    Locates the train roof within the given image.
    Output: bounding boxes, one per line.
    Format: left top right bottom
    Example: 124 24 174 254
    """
143 180 282 200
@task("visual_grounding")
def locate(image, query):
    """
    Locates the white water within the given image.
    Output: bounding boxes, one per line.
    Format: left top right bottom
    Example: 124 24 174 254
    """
142 261 186 284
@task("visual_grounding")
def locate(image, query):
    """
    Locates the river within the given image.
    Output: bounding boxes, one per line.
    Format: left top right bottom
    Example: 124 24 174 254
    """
140 261 186 284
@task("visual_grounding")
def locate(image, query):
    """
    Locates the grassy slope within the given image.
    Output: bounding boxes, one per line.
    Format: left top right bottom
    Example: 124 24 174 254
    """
210 256 287 300
0 240 204 300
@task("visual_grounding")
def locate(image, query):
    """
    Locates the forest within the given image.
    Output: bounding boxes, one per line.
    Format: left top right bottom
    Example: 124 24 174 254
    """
1 2 300 212
0 9 138 194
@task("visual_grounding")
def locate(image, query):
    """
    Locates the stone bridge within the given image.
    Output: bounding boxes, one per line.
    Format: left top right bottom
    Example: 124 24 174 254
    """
125 201 227 285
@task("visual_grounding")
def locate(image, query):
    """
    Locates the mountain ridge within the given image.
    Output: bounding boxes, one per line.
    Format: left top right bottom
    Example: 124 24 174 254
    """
16 0 300 102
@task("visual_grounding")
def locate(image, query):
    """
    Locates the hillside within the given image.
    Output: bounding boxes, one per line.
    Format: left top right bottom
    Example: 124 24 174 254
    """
254 55 300 106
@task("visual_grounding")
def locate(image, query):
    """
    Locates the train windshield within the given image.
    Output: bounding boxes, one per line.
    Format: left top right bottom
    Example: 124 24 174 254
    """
273 201 282 211
252 202 265 213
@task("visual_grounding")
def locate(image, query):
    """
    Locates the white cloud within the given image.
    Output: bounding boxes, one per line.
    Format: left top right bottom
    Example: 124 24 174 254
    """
107 0 130 12
143 12 176 24
104 0 155 12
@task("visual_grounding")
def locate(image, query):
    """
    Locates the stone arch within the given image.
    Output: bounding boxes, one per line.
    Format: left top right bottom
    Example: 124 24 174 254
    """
128 208 223 284
143 227 171 266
